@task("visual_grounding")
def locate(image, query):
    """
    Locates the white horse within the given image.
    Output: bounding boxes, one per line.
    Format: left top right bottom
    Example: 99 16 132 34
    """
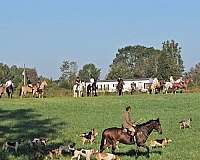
73 81 85 98
163 82 173 94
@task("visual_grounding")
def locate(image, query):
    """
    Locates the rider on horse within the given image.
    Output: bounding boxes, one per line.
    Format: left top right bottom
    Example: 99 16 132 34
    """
90 76 97 96
122 106 136 136
27 77 33 88
5 79 14 92
75 76 81 90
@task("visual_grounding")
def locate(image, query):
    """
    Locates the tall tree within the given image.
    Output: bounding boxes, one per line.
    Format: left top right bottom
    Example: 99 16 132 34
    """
157 40 184 80
78 63 101 81
189 62 200 86
59 60 78 89
59 60 78 80
107 45 160 79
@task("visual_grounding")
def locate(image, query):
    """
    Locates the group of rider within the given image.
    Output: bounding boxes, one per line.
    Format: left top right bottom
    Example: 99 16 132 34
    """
75 76 97 96
0 77 42 93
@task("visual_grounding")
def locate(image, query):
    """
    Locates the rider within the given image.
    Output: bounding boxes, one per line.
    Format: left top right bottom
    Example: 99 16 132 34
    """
75 76 80 90
27 77 33 88
122 106 136 136
170 76 174 83
90 76 97 96
5 78 14 92
175 76 184 84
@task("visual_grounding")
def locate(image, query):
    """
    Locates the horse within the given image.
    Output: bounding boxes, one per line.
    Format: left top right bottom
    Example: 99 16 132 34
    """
0 84 6 98
91 81 97 96
130 82 136 95
73 82 85 98
6 85 14 98
116 79 124 96
100 118 162 158
86 84 92 96
20 85 38 98
35 80 48 98
148 78 161 94
173 78 193 93
164 78 193 94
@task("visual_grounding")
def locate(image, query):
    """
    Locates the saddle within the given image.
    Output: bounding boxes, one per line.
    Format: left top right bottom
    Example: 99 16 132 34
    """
121 125 136 143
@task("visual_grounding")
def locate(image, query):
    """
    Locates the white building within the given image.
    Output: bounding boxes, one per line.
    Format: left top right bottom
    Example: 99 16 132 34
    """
85 78 151 93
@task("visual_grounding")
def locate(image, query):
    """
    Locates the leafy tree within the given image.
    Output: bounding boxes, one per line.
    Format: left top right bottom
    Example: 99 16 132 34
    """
107 45 160 79
158 40 184 80
107 41 184 81
0 62 39 88
189 62 200 86
59 60 78 89
60 60 77 80
78 63 101 81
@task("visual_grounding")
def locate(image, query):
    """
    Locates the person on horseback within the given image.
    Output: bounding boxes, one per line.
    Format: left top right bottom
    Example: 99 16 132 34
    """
175 76 184 84
170 76 174 83
117 78 124 96
122 106 136 136
90 76 97 96
27 77 33 88
5 79 14 93
75 76 80 90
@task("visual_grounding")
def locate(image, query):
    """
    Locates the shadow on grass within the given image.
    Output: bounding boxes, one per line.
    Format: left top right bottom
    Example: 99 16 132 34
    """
0 108 70 160
115 149 162 159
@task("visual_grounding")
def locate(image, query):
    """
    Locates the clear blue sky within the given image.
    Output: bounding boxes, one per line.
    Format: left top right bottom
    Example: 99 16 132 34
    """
0 0 200 79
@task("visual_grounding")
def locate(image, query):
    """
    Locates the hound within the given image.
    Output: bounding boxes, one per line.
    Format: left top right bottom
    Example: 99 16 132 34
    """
80 128 98 144
95 152 121 160
2 139 23 152
179 118 192 129
71 148 97 160
150 138 172 148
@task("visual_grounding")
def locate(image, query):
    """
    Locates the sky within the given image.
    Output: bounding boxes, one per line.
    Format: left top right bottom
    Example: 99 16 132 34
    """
0 0 200 80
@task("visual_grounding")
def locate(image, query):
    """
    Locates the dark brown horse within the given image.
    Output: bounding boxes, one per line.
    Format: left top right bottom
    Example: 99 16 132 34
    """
100 118 162 157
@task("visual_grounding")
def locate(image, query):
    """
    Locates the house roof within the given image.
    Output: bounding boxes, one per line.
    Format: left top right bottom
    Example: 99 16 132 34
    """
86 78 150 83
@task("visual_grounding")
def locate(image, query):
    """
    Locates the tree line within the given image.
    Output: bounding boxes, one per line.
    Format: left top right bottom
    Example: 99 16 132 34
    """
1 39 200 90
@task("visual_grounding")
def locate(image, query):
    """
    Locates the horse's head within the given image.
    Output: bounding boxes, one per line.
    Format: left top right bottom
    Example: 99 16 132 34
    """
153 118 162 134
42 80 48 86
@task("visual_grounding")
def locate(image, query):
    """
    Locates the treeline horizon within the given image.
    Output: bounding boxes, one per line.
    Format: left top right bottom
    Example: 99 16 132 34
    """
1 40 200 89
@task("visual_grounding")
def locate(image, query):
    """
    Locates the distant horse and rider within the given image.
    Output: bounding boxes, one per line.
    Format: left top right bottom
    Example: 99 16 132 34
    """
116 78 124 96
20 79 48 98
0 79 14 98
163 76 193 94
86 77 98 97
148 76 193 94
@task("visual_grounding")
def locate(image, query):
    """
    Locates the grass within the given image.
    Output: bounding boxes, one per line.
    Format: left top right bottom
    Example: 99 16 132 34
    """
0 93 200 160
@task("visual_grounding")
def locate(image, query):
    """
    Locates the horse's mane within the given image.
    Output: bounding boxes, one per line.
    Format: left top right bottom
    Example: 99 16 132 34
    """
136 119 156 127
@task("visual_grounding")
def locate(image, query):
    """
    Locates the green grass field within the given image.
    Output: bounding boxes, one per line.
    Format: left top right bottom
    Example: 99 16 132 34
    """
0 93 200 160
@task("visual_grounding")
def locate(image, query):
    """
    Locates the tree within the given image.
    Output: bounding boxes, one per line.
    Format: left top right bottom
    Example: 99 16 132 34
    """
157 40 184 80
0 62 39 88
78 63 101 81
59 60 78 89
60 60 78 80
189 62 200 86
107 45 160 79
26 68 38 84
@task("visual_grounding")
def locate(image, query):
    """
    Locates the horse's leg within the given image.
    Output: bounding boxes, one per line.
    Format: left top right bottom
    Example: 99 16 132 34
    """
111 140 117 154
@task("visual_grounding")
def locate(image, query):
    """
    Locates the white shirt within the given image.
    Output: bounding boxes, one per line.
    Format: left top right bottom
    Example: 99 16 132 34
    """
90 78 94 83
6 80 12 87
